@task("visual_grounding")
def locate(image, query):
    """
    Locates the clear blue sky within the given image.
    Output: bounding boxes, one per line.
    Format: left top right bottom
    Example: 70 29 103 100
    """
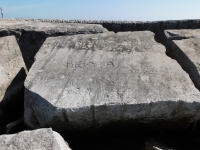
1 0 200 21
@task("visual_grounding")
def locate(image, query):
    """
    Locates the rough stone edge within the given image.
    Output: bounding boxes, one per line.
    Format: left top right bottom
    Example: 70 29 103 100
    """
52 131 72 150
1 18 200 24
0 128 71 150
167 39 200 91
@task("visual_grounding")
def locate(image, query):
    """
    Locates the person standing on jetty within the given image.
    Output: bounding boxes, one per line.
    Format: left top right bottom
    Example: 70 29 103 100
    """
0 8 3 18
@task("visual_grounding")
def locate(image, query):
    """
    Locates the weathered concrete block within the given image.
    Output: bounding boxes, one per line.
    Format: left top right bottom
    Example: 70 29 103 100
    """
0 128 71 150
25 31 200 132
0 36 26 134
165 29 200 91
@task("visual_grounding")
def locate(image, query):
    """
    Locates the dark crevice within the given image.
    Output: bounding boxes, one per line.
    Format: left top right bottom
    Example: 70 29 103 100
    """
101 20 200 47
0 68 26 135
0 29 45 70
18 30 47 70
24 90 200 150
60 117 200 150
63 131 200 150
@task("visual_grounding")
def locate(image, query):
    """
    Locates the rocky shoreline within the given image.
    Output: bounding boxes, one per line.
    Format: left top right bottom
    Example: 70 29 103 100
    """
0 19 200 149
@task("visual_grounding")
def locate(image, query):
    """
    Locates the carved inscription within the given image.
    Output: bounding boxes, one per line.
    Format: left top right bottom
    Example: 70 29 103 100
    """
66 61 116 68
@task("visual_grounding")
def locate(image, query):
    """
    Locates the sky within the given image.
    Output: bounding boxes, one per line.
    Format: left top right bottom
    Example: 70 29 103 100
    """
1 0 200 21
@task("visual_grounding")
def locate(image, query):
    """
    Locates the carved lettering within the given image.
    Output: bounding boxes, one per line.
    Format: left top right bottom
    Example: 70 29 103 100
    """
75 62 85 68
66 62 73 68
107 61 114 67
66 61 116 68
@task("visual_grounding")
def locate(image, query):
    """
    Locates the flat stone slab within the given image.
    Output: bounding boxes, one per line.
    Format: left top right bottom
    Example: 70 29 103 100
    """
165 29 200 41
0 36 26 133
165 29 200 90
0 128 71 150
25 31 200 132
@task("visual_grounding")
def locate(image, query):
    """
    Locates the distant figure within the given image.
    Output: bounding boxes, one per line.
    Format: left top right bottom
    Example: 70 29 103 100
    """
0 8 3 18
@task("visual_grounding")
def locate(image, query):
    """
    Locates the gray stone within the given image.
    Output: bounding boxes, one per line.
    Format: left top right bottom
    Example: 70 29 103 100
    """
24 31 200 132
0 20 108 70
2 18 200 32
142 138 172 150
165 29 200 90
165 29 200 41
0 36 26 134
0 20 107 34
0 128 71 150
2 19 200 53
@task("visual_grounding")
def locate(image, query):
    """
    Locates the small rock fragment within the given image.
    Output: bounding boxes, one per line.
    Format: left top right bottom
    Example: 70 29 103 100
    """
0 128 71 150
142 138 172 150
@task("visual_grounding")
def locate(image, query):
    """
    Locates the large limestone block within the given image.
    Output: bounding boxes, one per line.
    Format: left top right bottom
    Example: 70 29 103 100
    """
0 20 108 70
0 128 71 150
25 31 200 132
165 29 200 90
0 36 26 134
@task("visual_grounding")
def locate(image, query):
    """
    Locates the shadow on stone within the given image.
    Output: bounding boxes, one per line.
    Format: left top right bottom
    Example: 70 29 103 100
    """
166 40 200 91
17 30 47 70
24 88 200 150
0 67 26 134
0 30 47 70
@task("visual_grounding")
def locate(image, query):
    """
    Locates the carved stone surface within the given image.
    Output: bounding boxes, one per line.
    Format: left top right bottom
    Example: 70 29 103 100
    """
24 31 200 132
0 128 71 150
0 36 26 134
